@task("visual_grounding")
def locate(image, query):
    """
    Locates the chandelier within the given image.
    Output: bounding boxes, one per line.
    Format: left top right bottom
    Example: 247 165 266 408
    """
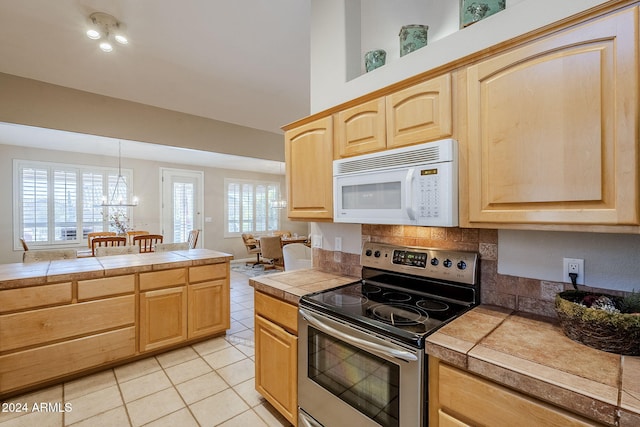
99 141 138 207
271 162 288 209
85 12 129 53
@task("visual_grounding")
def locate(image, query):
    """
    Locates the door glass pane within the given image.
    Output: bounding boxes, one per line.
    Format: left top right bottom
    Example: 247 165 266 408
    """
307 328 400 427
342 182 401 210
173 182 194 243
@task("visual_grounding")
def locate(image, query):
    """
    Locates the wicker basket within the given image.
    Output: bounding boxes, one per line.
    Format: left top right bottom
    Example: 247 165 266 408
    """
555 291 640 356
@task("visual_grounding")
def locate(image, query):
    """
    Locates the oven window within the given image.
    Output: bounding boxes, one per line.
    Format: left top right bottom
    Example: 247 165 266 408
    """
341 182 401 210
307 327 399 427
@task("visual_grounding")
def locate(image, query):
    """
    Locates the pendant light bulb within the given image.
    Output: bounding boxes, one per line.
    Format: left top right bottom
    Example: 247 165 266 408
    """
86 29 101 40
99 39 113 52
114 34 128 45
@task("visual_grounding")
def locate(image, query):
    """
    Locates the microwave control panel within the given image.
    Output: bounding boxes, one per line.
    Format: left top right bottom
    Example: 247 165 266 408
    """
414 162 457 227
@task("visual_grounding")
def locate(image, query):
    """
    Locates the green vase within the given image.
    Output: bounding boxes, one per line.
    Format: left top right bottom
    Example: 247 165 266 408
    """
460 0 506 28
399 24 429 57
364 49 386 72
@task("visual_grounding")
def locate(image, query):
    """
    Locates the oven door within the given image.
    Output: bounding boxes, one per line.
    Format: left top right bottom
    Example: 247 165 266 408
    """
298 307 425 427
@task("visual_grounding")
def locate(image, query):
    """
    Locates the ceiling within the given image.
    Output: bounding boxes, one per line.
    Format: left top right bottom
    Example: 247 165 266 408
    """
0 0 311 173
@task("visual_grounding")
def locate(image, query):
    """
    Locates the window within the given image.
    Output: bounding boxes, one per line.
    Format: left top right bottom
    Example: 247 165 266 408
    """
225 178 281 237
14 160 134 249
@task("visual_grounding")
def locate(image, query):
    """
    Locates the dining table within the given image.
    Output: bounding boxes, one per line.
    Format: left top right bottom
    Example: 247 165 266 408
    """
256 235 308 247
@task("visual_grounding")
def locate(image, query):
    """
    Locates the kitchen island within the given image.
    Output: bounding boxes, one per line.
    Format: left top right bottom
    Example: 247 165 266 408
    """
0 249 232 399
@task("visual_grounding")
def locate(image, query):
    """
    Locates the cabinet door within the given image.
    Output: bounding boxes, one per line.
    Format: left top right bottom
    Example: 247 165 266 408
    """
464 8 638 227
285 116 334 220
188 280 229 339
335 97 386 158
140 287 187 352
386 73 452 149
255 314 298 426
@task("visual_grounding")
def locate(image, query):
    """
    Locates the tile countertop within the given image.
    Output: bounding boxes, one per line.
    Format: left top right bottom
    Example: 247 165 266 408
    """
249 268 358 305
0 249 233 290
427 305 640 426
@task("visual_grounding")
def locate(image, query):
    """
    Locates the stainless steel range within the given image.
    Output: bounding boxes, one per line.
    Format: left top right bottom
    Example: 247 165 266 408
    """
298 242 480 427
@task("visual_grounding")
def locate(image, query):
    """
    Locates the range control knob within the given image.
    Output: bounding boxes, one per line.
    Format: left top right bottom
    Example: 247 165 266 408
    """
365 249 373 257
457 260 467 270
430 258 439 266
443 259 453 268
374 250 381 258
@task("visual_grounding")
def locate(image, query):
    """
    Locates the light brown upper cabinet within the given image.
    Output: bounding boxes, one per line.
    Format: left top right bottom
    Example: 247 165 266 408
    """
335 73 452 159
285 116 334 220
463 7 639 230
334 97 386 158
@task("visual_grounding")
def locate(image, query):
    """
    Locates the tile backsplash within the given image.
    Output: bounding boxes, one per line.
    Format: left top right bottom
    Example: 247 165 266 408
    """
313 224 621 318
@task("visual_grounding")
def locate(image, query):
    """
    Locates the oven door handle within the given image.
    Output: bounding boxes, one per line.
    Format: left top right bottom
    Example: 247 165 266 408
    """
300 308 418 362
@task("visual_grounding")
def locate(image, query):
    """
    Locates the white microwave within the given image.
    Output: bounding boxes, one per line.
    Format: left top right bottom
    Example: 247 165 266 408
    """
333 139 458 226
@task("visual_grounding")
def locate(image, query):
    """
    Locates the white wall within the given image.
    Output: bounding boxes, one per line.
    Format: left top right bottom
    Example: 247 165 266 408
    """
499 230 640 292
0 144 309 264
311 0 608 113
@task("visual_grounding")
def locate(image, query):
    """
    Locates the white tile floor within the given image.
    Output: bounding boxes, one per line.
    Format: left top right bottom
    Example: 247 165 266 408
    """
0 271 292 427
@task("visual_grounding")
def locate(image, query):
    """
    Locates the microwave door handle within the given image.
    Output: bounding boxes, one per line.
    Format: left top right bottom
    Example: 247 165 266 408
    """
406 168 416 220
300 308 418 362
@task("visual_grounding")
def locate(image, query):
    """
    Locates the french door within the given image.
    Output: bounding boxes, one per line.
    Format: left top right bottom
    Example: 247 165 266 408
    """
160 168 204 246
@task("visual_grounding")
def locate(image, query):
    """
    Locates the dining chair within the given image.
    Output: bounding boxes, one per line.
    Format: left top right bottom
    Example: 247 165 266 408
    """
91 236 127 256
187 229 200 249
87 231 117 249
19 238 29 251
23 249 78 263
95 245 140 257
133 234 163 253
283 243 312 271
242 233 262 266
127 230 150 246
259 235 284 270
155 242 189 252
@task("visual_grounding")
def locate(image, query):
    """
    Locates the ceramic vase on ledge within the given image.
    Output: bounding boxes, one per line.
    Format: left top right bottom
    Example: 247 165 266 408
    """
399 24 429 57
364 49 386 72
460 0 506 28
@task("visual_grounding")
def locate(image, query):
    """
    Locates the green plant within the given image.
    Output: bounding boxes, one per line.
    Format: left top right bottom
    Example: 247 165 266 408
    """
621 289 640 314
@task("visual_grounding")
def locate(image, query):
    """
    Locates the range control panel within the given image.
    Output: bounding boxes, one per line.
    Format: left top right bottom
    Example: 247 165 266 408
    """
361 242 478 285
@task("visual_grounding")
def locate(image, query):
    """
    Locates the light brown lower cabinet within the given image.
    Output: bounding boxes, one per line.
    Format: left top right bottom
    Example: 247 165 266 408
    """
188 279 229 339
254 291 298 426
0 278 136 396
430 358 602 426
139 286 188 352
0 260 231 399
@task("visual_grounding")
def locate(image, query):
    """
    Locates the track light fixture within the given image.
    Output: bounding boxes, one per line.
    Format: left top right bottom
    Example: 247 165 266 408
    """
86 12 129 52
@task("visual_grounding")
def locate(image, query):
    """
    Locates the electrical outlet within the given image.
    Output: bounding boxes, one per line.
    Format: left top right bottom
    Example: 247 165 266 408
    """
562 258 585 285
335 237 342 252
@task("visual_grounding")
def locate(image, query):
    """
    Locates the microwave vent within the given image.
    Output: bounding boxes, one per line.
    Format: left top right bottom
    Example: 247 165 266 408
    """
336 141 452 175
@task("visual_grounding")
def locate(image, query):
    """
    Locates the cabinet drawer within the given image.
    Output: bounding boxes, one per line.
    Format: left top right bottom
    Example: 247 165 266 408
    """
0 326 135 395
140 268 186 291
0 295 135 352
78 275 135 300
189 263 227 283
255 291 297 334
0 283 71 313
